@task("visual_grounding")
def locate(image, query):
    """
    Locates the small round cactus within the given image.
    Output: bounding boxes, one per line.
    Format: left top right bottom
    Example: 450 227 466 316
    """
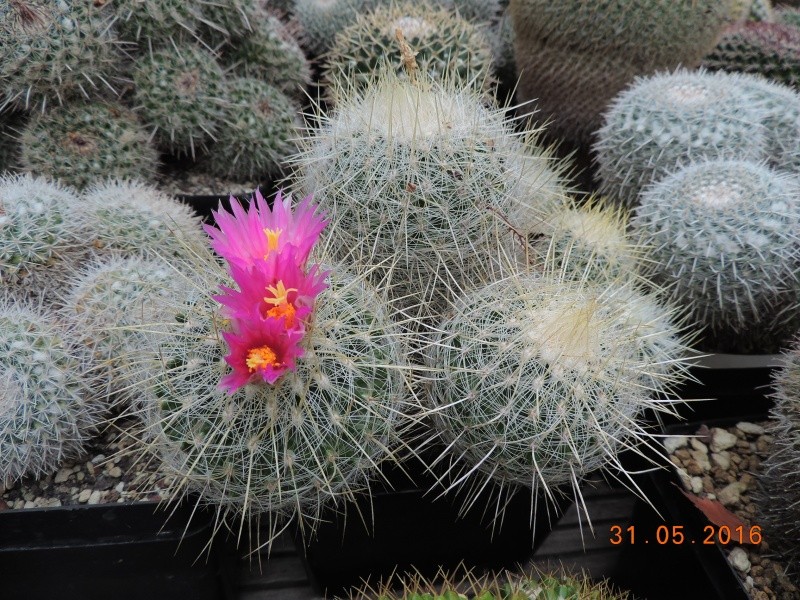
595 69 769 207
0 301 98 484
0 0 121 111
426 271 691 519
293 0 381 56
631 158 800 353
201 78 299 181
324 2 494 96
19 102 159 190
114 0 208 43
132 44 226 158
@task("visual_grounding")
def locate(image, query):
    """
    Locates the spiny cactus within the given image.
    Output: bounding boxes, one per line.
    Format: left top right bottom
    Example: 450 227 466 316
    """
0 111 22 172
702 21 800 89
425 270 692 521
80 179 209 261
594 69 768 207
631 159 800 353
132 44 226 158
114 0 210 44
0 0 121 111
342 566 629 600
749 0 774 21
776 6 800 29
291 71 571 318
0 301 99 484
0 173 87 304
201 78 299 181
438 0 502 23
509 0 736 146
293 0 381 56
130 253 416 545
323 1 494 96
756 336 800 574
19 102 159 190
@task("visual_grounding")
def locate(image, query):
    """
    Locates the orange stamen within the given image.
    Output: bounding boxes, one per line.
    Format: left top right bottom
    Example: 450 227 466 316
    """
246 345 280 372
265 302 297 327
263 280 300 328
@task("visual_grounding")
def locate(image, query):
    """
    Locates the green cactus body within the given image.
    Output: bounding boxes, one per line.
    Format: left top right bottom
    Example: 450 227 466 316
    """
293 0 381 56
0 173 87 303
219 11 311 100
202 78 299 180
133 45 225 158
702 22 800 88
0 302 98 483
594 70 768 207
0 0 121 112
509 0 737 146
438 0 501 23
426 272 690 516
631 159 800 353
80 179 209 261
293 73 570 316
114 0 208 43
324 2 494 97
20 102 159 190
776 6 800 30
134 258 413 540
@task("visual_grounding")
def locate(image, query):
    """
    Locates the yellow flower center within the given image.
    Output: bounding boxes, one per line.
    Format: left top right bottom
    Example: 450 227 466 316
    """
263 228 282 257
263 280 299 327
246 345 279 372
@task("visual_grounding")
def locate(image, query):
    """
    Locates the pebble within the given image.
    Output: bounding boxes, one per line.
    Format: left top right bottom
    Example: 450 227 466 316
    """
23 500 35 509
711 428 738 453
87 490 102 505
664 436 688 454
690 476 703 494
718 480 747 506
54 469 72 484
108 466 122 478
91 454 106 465
689 449 711 472
729 547 751 573
689 438 708 453
78 489 92 503
711 451 730 470
736 422 764 436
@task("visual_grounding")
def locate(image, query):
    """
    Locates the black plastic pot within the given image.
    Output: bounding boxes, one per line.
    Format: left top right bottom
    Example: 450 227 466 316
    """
0 498 236 600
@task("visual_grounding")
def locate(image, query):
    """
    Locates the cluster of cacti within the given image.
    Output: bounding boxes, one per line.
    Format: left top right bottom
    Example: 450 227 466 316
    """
342 566 629 599
509 0 737 146
0 301 99 484
631 159 800 353
756 337 800 576
323 1 494 96
702 21 800 89
19 102 159 189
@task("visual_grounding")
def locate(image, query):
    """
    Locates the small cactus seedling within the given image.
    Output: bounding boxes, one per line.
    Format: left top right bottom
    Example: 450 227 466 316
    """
0 301 99 484
324 2 494 97
20 102 159 190
133 44 226 158
631 158 800 353
425 270 693 523
0 0 121 111
201 78 299 180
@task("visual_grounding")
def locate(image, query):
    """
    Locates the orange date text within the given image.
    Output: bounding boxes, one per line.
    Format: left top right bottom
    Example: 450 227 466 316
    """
609 524 762 546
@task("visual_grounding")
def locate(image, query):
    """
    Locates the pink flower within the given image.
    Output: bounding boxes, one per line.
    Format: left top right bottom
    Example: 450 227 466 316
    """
220 317 306 391
204 188 328 270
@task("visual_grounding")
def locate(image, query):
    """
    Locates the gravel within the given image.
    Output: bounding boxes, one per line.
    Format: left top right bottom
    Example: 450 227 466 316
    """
667 421 798 600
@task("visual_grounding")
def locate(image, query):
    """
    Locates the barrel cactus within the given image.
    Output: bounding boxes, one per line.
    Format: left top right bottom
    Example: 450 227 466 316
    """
20 102 159 190
594 69 768 207
631 159 800 353
0 301 99 484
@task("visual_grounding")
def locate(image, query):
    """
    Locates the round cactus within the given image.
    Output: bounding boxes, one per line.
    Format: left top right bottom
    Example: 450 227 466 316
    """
132 257 414 542
114 0 208 43
201 78 299 181
437 0 502 23
426 271 691 518
0 301 99 484
594 69 769 207
293 0 381 56
132 44 226 158
19 102 159 190
79 179 209 261
631 159 800 353
323 1 494 97
0 0 121 112
217 9 311 100
702 21 800 89
0 173 88 304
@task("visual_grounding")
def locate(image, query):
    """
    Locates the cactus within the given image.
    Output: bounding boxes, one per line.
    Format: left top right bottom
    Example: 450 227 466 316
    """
342 566 629 600
702 22 800 89
323 2 494 97
631 159 800 353
0 111 22 172
776 6 800 29
756 337 800 573
130 250 415 544
749 0 774 21
425 270 692 520
19 102 159 190
0 0 121 112
0 173 88 304
200 78 299 181
438 0 501 23
293 0 381 56
132 44 226 158
489 7 516 97
217 9 311 100
594 69 769 207
291 71 571 317
114 0 209 44
509 0 737 146
80 179 209 261
0 301 99 484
